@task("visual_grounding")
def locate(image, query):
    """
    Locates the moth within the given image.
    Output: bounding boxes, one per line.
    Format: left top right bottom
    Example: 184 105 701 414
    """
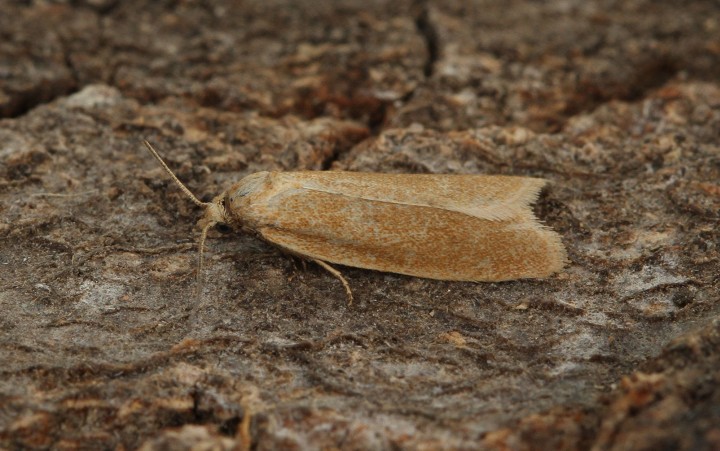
144 141 566 301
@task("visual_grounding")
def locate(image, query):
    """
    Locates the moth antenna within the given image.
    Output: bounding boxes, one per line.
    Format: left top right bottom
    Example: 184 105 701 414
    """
198 221 214 281
143 140 208 207
144 140 215 297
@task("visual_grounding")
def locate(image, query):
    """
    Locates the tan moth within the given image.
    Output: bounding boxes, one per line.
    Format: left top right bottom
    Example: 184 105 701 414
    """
144 141 567 301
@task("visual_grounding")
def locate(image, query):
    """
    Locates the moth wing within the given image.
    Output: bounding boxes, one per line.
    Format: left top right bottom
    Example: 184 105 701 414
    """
278 172 548 221
256 187 566 282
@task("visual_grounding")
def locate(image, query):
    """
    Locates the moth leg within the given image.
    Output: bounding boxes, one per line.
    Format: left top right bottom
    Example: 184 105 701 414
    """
287 256 309 284
312 258 354 304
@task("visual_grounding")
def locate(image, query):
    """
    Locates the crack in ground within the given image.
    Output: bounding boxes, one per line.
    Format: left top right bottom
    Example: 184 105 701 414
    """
0 38 81 119
319 3 440 168
414 1 439 78
0 77 79 119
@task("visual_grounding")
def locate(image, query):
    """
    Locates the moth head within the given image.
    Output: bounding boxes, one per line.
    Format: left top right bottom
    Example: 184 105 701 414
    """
143 140 227 281
199 193 231 231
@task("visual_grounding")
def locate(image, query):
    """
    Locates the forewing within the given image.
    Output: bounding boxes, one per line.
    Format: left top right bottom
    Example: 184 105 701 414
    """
256 187 566 281
275 172 548 221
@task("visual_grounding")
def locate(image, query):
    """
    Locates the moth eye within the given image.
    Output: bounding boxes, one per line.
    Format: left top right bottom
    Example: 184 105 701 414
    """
216 224 232 233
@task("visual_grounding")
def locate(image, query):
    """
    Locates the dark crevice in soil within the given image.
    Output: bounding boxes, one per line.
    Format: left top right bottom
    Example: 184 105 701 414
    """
414 2 439 78
0 79 79 119
366 101 389 136
319 120 377 169
622 58 679 102
376 0 436 135
562 57 679 122
60 39 82 93
320 147 343 171
1 45 81 119
71 0 121 15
